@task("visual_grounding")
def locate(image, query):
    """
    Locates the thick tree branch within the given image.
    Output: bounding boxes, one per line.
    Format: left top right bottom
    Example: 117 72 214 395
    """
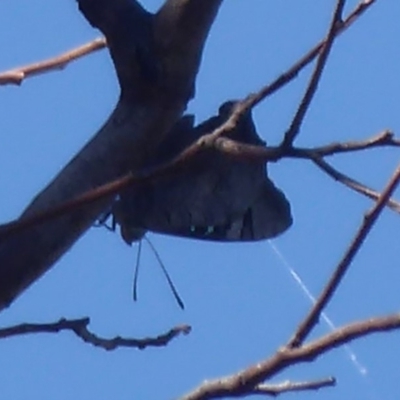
0 0 222 311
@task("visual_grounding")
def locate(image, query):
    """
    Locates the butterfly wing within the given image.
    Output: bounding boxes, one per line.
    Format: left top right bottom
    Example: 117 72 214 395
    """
113 102 292 243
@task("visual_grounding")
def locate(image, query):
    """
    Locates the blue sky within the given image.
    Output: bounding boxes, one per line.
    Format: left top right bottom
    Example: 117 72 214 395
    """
0 1 399 399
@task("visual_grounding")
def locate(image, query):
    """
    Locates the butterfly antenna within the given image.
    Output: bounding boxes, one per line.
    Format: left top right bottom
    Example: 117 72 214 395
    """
144 236 185 309
133 239 142 302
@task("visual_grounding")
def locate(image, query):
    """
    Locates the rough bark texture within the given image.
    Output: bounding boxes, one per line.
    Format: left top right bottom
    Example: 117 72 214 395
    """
0 0 223 311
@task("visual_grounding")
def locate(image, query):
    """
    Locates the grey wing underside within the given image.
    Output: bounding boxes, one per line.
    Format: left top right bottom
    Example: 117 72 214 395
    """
113 102 292 243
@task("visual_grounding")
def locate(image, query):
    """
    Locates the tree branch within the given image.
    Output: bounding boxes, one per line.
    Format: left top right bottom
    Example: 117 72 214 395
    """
0 38 106 86
312 156 400 214
0 317 191 350
179 314 400 400
282 0 346 147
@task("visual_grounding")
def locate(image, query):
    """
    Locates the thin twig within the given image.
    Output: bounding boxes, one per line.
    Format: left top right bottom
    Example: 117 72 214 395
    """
0 317 191 350
312 156 400 214
289 163 400 347
212 129 400 162
282 0 346 147
0 38 106 86
305 130 398 156
250 0 375 109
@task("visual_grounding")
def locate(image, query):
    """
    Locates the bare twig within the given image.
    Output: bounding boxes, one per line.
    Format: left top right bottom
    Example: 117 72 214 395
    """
249 0 376 109
282 0 346 147
312 156 400 214
304 130 399 156
0 317 191 350
289 163 400 347
0 38 106 86
212 129 400 162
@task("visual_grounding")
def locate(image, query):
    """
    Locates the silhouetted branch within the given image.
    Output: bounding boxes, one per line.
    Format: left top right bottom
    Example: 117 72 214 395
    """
0 317 191 350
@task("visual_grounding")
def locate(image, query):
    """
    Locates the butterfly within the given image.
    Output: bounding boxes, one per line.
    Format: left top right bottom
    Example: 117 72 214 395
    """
108 101 292 244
